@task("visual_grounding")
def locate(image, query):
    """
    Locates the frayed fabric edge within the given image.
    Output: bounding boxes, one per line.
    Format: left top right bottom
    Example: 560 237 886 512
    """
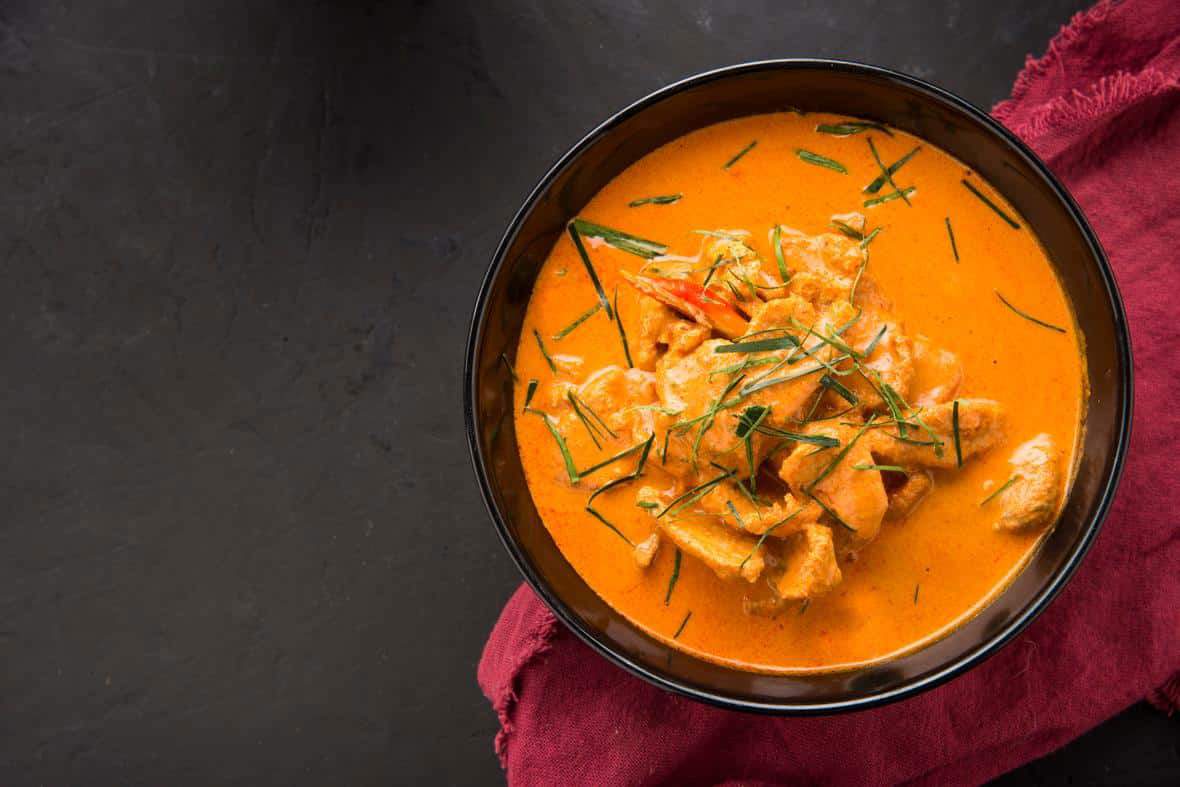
993 0 1120 125
1004 67 1179 144
489 601 561 769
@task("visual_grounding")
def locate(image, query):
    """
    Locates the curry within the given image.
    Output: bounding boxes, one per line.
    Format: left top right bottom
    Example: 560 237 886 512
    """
509 112 1083 673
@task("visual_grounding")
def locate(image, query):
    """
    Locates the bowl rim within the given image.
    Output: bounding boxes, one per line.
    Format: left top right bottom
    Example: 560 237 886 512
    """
464 58 1134 714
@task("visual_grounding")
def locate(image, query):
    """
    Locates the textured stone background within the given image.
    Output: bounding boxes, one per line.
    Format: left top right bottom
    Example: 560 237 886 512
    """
0 1 1175 784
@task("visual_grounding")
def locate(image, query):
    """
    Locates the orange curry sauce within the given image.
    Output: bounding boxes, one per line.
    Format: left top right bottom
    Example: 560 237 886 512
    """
512 113 1083 673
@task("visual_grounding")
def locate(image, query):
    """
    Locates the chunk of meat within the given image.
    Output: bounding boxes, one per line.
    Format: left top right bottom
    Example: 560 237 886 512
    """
694 481 817 537
777 423 888 546
782 261 915 413
633 533 660 568
569 365 660 443
657 516 765 582
784 270 852 311
885 469 933 521
992 434 1063 532
656 296 836 478
771 524 842 601
867 398 1006 469
774 225 866 279
742 294 820 336
704 233 758 266
658 317 711 357
842 322 914 409
911 335 963 406
634 296 677 371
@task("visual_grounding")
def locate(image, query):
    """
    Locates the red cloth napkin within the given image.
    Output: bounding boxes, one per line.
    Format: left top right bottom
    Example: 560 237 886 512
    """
479 2 1180 783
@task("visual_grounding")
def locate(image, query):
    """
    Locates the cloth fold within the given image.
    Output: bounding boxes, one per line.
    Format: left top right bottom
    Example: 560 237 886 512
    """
480 2 1180 783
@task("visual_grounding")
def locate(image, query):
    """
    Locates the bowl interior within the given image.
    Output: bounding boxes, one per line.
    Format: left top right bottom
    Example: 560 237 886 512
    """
466 61 1131 712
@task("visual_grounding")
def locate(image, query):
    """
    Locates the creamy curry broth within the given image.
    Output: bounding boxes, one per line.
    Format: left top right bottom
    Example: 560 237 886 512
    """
511 112 1083 673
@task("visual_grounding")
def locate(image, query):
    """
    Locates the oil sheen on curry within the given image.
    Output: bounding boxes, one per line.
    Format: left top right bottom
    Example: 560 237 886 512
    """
511 112 1083 673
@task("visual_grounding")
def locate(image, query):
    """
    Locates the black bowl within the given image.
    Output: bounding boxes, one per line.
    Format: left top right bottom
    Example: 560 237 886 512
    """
464 60 1132 713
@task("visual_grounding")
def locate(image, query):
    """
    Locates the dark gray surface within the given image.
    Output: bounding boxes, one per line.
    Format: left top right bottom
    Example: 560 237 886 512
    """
0 1 1174 784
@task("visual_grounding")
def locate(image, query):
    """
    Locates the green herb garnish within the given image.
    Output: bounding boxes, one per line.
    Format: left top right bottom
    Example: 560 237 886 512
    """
831 219 864 241
673 610 692 639
637 500 659 509
751 423 840 447
664 548 682 604
805 416 875 493
568 391 604 448
683 374 748 470
789 317 862 359
735 405 770 440
980 474 1022 506
582 433 656 544
658 467 737 518
952 399 963 468
710 357 780 378
725 500 745 530
834 310 862 337
860 226 882 248
852 463 909 473
724 278 748 303
864 146 920 194
632 432 654 475
700 254 726 288
584 507 634 545
808 491 857 532
820 374 858 405
772 224 789 282
816 121 892 137
799 598 811 615
796 149 847 173
523 379 538 411
527 408 579 482
724 140 758 169
961 179 1021 229
850 251 869 305
570 218 668 258
533 329 557 373
739 361 834 397
629 194 682 207
945 216 959 262
862 369 906 438
863 325 888 356
715 335 800 354
867 137 911 206
577 437 650 481
568 223 614 319
577 393 617 440
736 405 771 489
632 403 684 416
863 187 916 208
553 302 602 340
613 287 634 367
996 291 1067 333
914 584 920 604
882 382 944 456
